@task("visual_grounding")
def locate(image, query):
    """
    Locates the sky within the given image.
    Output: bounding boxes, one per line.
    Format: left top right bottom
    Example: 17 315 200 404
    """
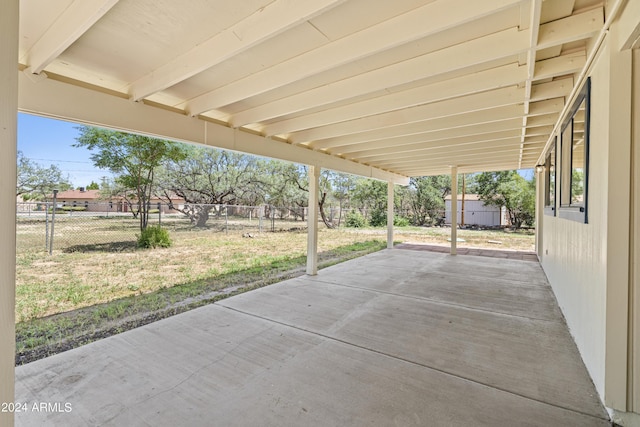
18 112 534 186
18 113 113 187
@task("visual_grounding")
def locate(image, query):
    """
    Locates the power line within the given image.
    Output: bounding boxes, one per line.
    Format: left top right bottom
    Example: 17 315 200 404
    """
27 158 92 164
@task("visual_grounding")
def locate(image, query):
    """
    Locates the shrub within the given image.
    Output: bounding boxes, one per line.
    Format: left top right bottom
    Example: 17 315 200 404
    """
368 209 387 227
345 211 366 228
137 225 172 249
361 209 410 228
394 216 410 227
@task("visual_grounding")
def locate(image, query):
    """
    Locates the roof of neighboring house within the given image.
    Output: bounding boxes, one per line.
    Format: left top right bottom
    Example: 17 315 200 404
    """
52 189 185 203
54 189 101 200
444 194 482 201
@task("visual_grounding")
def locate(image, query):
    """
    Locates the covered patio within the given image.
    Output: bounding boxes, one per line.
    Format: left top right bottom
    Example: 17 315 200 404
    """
3 0 640 424
15 248 608 426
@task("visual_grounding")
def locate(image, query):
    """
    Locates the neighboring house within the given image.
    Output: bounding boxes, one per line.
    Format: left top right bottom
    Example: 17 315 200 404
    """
444 194 505 227
54 188 101 211
53 188 184 213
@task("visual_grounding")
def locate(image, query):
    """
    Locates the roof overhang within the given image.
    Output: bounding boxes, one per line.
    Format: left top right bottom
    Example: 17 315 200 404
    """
17 0 611 180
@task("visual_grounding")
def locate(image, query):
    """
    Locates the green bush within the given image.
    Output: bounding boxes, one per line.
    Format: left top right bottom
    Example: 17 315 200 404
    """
364 209 410 228
137 225 172 249
345 211 367 228
368 209 387 227
393 216 410 227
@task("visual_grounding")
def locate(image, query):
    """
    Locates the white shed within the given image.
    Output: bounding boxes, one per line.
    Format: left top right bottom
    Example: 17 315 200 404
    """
444 194 505 227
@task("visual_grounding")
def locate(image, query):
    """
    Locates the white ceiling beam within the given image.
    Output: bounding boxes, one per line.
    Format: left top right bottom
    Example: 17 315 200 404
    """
234 8 602 129
526 113 558 127
350 132 524 161
184 0 524 116
329 118 527 155
17 72 408 185
362 137 546 162
258 63 529 137
519 0 542 169
21 0 119 74
289 86 526 144
371 148 542 168
530 77 573 101
528 97 564 116
343 126 553 159
309 80 564 152
337 128 524 158
536 8 604 50
369 150 527 169
128 0 346 102
518 6 602 165
533 51 587 80
233 28 531 128
309 105 528 150
524 125 554 137
363 144 532 165
400 162 528 176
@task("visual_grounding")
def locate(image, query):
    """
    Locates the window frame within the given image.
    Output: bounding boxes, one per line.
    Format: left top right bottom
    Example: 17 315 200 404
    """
543 137 557 216
558 77 590 223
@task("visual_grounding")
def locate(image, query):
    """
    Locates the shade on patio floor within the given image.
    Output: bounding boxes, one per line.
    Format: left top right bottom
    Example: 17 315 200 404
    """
15 248 609 426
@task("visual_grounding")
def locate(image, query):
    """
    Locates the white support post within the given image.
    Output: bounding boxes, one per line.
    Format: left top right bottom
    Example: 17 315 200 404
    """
387 181 394 249
0 0 18 424
450 166 458 255
306 165 320 275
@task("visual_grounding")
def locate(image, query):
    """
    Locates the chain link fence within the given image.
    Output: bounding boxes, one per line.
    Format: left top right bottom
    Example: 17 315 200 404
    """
16 202 350 254
16 200 522 254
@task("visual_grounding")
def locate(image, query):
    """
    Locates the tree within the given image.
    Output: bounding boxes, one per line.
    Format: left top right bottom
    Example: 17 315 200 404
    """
331 172 358 226
352 179 387 212
97 176 139 213
475 171 535 229
75 127 186 231
85 181 99 190
273 164 336 228
409 175 451 226
261 162 309 220
157 147 263 227
16 151 72 200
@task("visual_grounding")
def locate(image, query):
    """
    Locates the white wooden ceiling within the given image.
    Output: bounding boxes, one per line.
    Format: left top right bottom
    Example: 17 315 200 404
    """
17 0 606 178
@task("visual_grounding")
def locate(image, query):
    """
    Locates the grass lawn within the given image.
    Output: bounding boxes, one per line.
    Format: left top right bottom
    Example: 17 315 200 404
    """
15 223 534 364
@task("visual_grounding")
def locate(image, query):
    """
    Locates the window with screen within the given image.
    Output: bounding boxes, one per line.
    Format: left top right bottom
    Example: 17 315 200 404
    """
544 139 556 215
558 78 590 223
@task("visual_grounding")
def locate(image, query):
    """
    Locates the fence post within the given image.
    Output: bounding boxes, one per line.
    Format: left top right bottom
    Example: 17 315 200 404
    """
158 202 162 225
225 205 228 234
271 205 275 232
45 201 49 251
49 190 58 255
259 205 263 233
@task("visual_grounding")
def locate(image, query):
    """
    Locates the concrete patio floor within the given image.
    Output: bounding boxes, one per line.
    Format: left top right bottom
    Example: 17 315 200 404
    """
15 248 610 426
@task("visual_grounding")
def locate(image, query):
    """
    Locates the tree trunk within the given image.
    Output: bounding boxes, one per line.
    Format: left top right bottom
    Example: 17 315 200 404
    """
318 192 334 229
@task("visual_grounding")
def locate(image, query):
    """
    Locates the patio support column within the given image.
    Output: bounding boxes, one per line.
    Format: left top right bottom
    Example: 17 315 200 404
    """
450 166 458 255
306 165 320 275
0 0 18 424
387 181 394 249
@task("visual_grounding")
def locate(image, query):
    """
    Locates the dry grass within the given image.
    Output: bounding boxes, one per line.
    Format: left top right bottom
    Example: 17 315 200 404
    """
395 226 535 251
16 228 376 322
15 223 534 323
